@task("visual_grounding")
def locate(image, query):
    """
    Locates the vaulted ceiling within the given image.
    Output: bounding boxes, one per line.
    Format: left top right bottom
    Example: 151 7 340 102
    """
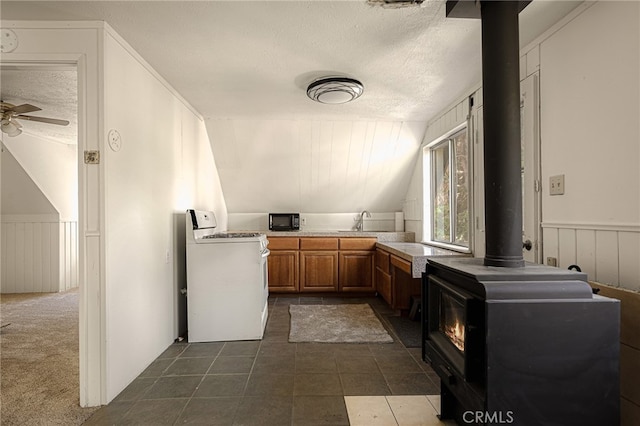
0 1 582 213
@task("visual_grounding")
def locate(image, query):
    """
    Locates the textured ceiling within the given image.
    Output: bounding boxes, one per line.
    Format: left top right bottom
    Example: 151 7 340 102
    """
0 67 77 145
0 1 582 132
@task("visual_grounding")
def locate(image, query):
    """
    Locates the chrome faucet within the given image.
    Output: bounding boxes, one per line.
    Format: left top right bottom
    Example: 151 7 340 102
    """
355 210 371 231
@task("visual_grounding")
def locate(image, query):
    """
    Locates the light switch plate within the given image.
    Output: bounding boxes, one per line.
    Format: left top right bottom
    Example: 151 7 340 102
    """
549 174 564 195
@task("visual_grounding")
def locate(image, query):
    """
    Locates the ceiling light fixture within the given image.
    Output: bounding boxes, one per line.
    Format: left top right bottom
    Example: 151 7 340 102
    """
1 117 22 137
306 77 364 104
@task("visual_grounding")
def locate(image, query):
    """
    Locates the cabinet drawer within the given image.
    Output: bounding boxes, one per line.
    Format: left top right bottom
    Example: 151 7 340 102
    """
268 237 299 250
390 255 412 275
375 249 390 274
300 237 339 250
339 238 377 251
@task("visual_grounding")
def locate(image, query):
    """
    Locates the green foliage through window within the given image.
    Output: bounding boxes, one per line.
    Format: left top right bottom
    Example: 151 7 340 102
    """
431 128 469 247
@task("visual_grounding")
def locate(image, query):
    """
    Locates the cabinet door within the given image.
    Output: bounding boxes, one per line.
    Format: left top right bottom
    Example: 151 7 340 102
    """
339 251 375 292
300 251 338 292
375 249 390 274
376 267 392 306
268 251 299 292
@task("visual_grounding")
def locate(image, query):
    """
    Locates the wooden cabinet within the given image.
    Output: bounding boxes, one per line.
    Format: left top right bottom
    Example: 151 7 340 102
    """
300 251 339 292
375 249 392 305
390 257 421 310
375 247 421 311
339 251 375 292
339 238 376 292
268 236 376 293
300 237 339 251
299 238 338 291
268 250 299 292
267 237 300 292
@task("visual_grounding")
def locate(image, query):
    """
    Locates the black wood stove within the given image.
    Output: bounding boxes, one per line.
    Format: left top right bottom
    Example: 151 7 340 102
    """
422 258 620 425
421 2 621 425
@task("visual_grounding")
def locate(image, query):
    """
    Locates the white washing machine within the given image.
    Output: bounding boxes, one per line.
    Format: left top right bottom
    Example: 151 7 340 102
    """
185 209 269 342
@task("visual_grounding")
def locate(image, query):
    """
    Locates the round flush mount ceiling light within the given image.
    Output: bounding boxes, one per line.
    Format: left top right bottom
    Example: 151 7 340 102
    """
306 77 364 104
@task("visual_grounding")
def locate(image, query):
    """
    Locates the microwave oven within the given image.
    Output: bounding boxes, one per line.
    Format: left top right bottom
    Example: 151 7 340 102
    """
269 213 300 231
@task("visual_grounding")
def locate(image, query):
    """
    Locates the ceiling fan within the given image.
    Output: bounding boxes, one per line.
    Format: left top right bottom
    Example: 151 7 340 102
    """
1 102 70 137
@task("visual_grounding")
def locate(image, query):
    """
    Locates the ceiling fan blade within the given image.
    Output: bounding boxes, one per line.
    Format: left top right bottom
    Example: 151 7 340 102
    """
16 115 70 126
11 104 42 114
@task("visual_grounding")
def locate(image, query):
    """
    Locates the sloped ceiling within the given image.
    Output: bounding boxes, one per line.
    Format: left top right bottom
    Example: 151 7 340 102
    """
0 0 582 213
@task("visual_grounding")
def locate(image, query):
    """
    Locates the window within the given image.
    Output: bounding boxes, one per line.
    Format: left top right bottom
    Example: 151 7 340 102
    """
424 125 470 251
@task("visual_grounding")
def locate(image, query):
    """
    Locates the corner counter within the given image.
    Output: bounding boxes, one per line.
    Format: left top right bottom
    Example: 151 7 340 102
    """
375 242 468 278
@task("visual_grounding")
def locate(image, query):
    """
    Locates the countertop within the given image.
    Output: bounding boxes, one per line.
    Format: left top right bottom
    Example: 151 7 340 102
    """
376 242 469 278
264 231 415 242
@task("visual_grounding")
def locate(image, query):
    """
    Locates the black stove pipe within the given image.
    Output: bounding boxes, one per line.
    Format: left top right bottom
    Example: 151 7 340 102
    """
480 1 525 268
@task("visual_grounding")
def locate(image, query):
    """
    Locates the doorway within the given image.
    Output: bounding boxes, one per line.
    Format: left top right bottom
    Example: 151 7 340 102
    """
0 63 84 419
1 65 79 292
470 73 542 263
521 72 542 264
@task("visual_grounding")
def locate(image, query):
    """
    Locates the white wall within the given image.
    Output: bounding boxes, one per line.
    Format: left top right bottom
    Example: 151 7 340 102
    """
228 211 404 232
208 119 425 214
1 21 228 406
402 1 640 291
2 133 77 220
1 142 58 215
1 135 78 293
538 1 639 290
103 30 227 402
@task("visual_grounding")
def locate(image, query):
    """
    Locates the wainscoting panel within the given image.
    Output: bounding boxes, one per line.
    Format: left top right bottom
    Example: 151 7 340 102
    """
576 229 596 280
1 216 78 293
619 232 640 291
558 228 577 266
596 230 621 286
60 221 79 291
543 222 640 291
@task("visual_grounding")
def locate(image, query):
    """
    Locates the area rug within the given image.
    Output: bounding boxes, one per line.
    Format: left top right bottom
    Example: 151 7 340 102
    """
289 304 394 343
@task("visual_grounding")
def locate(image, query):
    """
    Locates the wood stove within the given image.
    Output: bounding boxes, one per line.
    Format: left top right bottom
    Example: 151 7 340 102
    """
421 2 621 423
423 258 620 425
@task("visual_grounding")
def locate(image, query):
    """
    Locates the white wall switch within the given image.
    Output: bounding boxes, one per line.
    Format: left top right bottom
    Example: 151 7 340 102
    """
549 174 565 195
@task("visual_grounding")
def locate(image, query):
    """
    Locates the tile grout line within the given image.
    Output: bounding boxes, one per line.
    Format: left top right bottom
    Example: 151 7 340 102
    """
171 342 216 425
384 395 402 426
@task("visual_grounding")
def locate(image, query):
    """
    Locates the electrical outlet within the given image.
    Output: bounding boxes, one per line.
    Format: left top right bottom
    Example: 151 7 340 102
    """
547 257 557 267
301 218 306 226
549 175 564 195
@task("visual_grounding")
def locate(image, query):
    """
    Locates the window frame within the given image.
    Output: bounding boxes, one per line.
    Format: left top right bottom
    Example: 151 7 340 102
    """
422 121 472 253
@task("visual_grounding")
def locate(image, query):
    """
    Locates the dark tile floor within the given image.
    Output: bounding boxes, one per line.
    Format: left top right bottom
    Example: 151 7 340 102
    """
83 295 440 425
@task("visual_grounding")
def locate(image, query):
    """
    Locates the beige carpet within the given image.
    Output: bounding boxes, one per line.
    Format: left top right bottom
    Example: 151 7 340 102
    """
289 304 394 343
0 289 99 425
